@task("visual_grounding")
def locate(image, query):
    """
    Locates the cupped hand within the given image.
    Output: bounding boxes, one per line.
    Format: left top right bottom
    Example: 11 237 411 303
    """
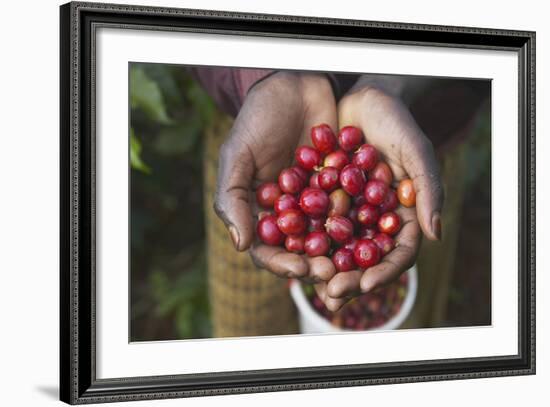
214 72 338 285
323 80 444 310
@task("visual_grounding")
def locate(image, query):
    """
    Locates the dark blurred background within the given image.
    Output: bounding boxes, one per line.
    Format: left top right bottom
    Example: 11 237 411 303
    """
129 63 491 341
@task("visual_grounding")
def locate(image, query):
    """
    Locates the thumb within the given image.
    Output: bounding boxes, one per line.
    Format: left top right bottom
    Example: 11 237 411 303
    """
402 137 444 241
214 134 255 251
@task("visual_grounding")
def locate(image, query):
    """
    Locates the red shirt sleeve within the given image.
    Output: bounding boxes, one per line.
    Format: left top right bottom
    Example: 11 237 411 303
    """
189 67 275 117
190 67 359 118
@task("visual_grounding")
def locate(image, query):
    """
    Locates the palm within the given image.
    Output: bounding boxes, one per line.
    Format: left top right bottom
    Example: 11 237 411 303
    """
215 72 339 284
242 105 310 187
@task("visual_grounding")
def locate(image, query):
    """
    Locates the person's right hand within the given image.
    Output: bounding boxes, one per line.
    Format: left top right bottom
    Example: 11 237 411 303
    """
214 72 338 285
321 79 444 311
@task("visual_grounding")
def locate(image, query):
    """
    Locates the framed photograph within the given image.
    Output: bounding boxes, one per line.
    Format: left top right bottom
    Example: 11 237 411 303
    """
60 1 535 404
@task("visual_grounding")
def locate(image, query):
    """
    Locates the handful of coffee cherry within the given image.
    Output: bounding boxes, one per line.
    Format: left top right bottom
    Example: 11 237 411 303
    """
255 124 416 273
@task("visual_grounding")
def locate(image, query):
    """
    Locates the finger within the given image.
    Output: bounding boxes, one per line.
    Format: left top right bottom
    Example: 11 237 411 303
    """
360 207 421 292
305 256 337 283
402 136 444 241
214 133 255 251
301 80 338 143
314 282 347 312
249 243 308 278
326 270 363 299
313 282 326 299
360 246 416 293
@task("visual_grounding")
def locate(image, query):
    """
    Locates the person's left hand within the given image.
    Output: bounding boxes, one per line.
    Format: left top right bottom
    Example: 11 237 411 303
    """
318 80 444 311
212 72 339 287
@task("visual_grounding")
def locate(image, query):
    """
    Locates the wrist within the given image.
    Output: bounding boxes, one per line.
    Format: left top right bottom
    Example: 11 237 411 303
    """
248 71 334 106
338 76 412 131
350 74 408 99
296 72 334 95
235 68 276 104
266 71 332 89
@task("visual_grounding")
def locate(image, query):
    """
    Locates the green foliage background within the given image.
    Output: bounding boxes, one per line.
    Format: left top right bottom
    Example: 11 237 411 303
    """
130 63 215 341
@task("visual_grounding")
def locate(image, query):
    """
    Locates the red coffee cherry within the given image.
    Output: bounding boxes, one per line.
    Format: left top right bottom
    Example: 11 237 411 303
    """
318 166 340 191
285 235 306 254
353 239 381 269
357 203 380 226
277 208 307 235
299 187 329 218
332 248 356 272
311 123 337 154
328 188 351 217
257 211 271 221
364 180 389 206
352 144 379 171
309 172 321 189
368 162 393 185
324 149 349 170
373 233 394 255
338 126 364 152
379 189 398 213
325 215 354 243
256 182 282 209
377 212 401 236
257 214 285 246
279 168 305 194
304 231 331 257
399 273 409 285
291 165 310 184
274 194 300 214
339 164 365 196
295 146 322 171
397 178 416 207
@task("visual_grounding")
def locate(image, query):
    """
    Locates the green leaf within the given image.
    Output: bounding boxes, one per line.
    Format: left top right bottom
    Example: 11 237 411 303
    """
130 128 151 174
142 64 184 108
130 66 173 125
150 270 169 299
154 123 200 156
175 303 194 338
186 80 215 124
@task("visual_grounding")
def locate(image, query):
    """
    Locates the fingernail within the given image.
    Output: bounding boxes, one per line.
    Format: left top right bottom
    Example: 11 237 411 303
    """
228 225 240 250
432 213 442 241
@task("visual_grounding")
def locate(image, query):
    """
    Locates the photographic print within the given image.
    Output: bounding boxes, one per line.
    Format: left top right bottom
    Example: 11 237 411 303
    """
129 64 492 341
60 2 534 404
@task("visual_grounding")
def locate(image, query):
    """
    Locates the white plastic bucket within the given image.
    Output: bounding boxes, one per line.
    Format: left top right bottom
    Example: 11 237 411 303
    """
290 265 418 333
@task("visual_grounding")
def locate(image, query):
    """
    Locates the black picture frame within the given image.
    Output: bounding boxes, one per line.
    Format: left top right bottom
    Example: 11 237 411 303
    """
60 1 536 404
